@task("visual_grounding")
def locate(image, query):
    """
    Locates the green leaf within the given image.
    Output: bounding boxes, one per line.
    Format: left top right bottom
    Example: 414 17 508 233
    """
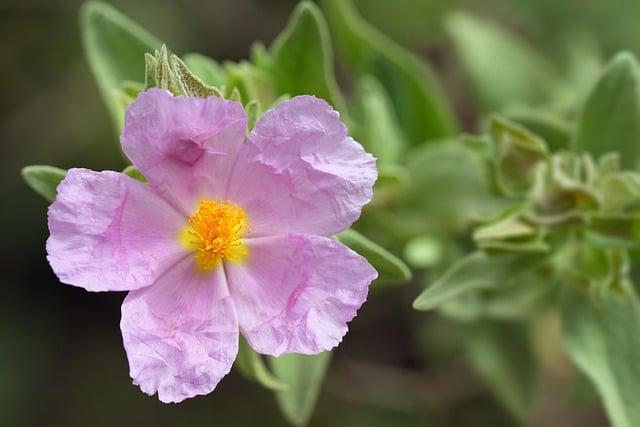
478 237 550 254
369 164 410 208
598 168 640 212
554 31 604 114
439 290 485 322
21 166 67 202
473 213 537 242
182 53 226 88
376 164 410 189
336 229 411 284
466 321 537 421
352 75 408 164
587 213 640 249
481 272 557 320
438 272 557 322
250 41 271 70
235 337 288 392
143 52 157 89
269 352 331 427
227 87 242 103
154 44 175 92
413 251 541 311
170 54 222 98
323 0 456 144
573 52 640 169
562 285 640 427
269 1 346 113
527 154 600 228
568 372 601 407
445 11 559 110
143 45 223 98
489 115 549 196
473 207 550 254
80 1 161 131
599 152 623 176
504 107 572 152
245 100 260 131
406 141 506 233
121 165 146 182
224 61 276 107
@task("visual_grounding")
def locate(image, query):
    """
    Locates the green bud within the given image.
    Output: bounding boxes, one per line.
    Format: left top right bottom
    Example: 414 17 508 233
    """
489 115 549 196
144 45 223 99
527 154 599 228
170 54 222 98
144 52 157 89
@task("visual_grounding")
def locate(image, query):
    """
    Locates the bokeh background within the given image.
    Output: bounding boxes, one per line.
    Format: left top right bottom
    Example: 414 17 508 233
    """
3 0 640 425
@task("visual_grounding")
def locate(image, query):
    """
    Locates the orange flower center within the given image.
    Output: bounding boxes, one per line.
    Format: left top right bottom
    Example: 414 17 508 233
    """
180 200 250 271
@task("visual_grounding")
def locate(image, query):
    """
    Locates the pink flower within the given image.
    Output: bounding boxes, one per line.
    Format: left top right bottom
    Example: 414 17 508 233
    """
46 88 378 403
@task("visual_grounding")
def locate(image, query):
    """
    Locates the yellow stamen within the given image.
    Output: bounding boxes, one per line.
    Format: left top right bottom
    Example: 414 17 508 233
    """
180 200 250 271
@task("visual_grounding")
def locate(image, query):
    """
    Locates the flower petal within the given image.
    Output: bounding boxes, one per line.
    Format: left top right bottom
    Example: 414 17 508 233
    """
47 168 186 292
227 96 377 237
121 88 248 215
225 233 377 356
121 258 238 403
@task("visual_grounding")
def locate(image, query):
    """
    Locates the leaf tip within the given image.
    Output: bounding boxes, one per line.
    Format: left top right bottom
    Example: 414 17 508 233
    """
611 50 638 67
412 293 432 311
294 0 322 17
79 1 112 26
21 165 67 202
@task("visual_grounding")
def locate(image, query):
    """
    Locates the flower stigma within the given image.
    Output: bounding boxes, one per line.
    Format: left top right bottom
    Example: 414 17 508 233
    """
180 200 250 271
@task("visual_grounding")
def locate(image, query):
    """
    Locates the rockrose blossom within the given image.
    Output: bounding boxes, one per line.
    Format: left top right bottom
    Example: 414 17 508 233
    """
46 88 378 403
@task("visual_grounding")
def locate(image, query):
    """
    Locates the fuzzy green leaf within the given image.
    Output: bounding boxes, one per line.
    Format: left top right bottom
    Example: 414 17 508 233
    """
473 213 537 242
587 213 640 249
245 100 260 131
446 11 560 110
336 229 411 284
504 108 572 152
225 61 276 107
170 54 221 98
183 53 226 88
466 321 538 421
269 352 331 427
235 338 288 392
121 165 146 182
352 75 408 164
227 87 242 103
21 165 67 202
368 164 411 208
489 115 549 196
480 272 557 320
269 1 346 113
406 141 506 233
80 1 160 131
527 155 600 228
143 52 157 89
413 251 541 311
562 285 640 427
323 0 456 143
573 52 640 169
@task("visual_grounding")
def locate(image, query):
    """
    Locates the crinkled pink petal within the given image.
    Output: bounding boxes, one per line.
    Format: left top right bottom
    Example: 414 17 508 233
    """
121 258 238 403
227 96 377 237
225 233 377 356
47 168 186 292
121 88 248 215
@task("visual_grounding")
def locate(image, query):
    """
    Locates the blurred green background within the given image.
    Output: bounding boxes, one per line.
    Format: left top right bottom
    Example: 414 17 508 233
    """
4 0 639 425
